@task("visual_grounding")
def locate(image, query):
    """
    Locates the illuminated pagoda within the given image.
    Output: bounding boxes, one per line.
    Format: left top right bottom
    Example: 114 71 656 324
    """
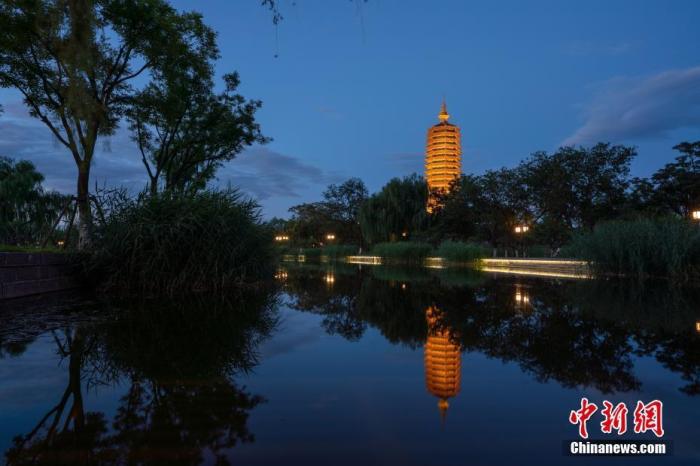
424 306 461 422
425 100 462 210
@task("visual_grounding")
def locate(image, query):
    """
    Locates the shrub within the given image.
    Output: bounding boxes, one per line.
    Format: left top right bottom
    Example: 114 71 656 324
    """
568 217 700 281
322 244 358 260
436 240 488 263
525 244 549 258
371 241 433 264
301 247 322 260
88 190 274 295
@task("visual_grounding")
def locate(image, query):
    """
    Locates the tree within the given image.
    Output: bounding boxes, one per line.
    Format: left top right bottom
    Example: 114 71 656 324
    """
0 0 217 247
522 144 636 250
645 141 700 216
359 174 429 244
473 168 529 254
0 157 68 244
129 69 266 195
429 176 481 242
320 178 368 244
288 178 368 246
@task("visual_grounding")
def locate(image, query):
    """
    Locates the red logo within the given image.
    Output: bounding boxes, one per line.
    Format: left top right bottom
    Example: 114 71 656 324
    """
569 399 664 439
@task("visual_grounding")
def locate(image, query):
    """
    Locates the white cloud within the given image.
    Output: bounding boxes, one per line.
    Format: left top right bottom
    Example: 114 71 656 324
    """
564 66 700 145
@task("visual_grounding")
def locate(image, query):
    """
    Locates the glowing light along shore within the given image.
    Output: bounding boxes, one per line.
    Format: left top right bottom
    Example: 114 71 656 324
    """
426 101 461 211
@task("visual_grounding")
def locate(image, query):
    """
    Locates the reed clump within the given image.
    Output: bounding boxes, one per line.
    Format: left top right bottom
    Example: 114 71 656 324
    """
568 217 700 281
89 190 274 295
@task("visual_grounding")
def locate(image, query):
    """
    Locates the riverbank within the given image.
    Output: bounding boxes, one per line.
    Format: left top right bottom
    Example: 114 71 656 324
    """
282 254 591 279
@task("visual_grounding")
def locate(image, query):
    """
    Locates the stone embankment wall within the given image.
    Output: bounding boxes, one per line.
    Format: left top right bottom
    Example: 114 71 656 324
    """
0 253 81 300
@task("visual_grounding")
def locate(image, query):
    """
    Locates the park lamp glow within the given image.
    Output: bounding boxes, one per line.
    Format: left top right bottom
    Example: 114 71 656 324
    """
514 225 529 234
324 273 335 285
275 235 290 242
325 233 336 241
696 321 700 333
514 285 530 307
691 209 700 221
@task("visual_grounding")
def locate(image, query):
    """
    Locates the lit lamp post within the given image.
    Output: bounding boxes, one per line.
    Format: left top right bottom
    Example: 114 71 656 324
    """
514 224 529 257
325 233 336 242
274 234 290 242
691 210 700 221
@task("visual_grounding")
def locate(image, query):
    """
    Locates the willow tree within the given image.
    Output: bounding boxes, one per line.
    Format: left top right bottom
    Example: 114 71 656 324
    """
359 174 429 244
0 0 216 247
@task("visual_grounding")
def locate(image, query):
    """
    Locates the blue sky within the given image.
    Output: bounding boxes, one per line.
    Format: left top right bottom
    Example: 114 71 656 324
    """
1 0 700 218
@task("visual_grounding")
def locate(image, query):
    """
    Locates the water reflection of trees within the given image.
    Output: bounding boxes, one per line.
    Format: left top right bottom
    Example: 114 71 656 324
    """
282 265 700 396
4 289 278 466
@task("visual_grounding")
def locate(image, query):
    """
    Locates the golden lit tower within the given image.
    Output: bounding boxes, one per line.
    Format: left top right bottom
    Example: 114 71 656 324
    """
424 306 461 422
425 100 462 210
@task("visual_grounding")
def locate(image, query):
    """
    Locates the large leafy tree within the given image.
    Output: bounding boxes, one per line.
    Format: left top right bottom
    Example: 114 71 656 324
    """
0 0 217 247
473 168 530 251
522 144 636 249
129 69 266 195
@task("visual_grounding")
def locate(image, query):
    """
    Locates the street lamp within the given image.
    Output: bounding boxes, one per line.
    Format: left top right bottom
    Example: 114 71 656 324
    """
513 224 529 257
692 210 700 221
326 233 336 241
274 235 289 242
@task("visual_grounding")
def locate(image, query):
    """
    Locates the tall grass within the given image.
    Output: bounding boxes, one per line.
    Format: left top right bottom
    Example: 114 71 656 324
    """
436 240 488 263
301 247 322 260
322 244 358 260
88 190 274 295
568 217 700 281
371 241 433 264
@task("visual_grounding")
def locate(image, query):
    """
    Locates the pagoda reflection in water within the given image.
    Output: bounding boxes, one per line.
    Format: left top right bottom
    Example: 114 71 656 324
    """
424 306 461 421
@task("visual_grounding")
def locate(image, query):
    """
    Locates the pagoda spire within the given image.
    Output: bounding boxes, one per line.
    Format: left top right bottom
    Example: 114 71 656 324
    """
438 99 450 122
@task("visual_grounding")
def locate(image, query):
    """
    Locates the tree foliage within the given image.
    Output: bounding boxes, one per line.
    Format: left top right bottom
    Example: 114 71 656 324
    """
0 0 219 246
128 66 266 195
358 174 429 244
0 157 68 244
286 178 368 246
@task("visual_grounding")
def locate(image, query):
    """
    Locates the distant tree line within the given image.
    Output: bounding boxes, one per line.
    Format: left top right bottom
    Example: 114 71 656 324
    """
277 141 700 256
0 157 68 246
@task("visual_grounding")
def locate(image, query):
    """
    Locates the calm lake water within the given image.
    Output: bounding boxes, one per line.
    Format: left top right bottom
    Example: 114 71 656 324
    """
1 263 699 465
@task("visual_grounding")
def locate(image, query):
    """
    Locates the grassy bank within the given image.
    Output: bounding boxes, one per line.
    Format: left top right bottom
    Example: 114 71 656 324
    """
436 240 488 263
278 244 358 262
371 241 433 264
567 217 700 281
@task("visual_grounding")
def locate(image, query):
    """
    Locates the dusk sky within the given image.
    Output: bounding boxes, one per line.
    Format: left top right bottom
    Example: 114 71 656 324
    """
1 0 700 218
